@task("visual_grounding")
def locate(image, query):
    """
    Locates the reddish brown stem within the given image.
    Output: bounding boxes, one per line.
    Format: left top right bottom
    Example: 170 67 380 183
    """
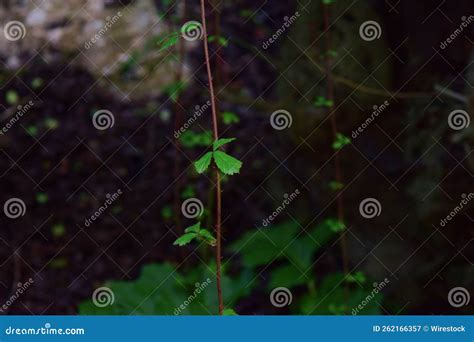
200 0 224 315
173 1 187 241
323 4 349 276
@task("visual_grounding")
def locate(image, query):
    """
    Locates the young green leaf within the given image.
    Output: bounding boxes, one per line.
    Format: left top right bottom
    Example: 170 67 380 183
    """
173 233 197 246
223 308 238 315
314 96 334 108
194 152 213 174
222 111 240 125
213 151 242 175
157 32 179 52
325 218 346 233
332 133 351 150
184 222 201 234
213 138 236 151
328 181 344 191
199 229 216 246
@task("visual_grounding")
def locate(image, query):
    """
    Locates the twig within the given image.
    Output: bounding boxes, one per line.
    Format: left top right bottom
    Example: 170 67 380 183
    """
200 0 224 315
173 0 187 242
323 2 349 283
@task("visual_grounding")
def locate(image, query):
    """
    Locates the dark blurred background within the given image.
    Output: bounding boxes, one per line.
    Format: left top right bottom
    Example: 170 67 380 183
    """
0 0 472 315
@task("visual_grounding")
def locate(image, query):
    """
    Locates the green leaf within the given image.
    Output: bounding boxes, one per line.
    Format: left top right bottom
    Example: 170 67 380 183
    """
181 185 196 198
322 0 336 4
6 90 19 105
162 81 186 102
36 192 49 204
161 206 172 219
230 221 299 268
223 308 238 315
194 152 213 174
314 96 333 108
51 223 66 238
184 222 201 234
213 151 242 175
199 229 216 246
269 264 308 289
346 271 367 284
222 111 240 125
328 181 344 191
332 133 351 150
324 218 346 232
173 233 197 246
157 32 179 52
31 77 43 89
208 35 229 47
213 138 236 151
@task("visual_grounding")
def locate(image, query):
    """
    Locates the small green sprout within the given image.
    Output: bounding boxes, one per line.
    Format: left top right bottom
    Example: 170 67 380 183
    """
173 222 216 247
194 138 243 175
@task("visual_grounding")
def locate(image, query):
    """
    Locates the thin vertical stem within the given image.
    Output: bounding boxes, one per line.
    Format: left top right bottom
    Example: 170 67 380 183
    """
173 0 187 242
200 0 224 315
323 4 349 277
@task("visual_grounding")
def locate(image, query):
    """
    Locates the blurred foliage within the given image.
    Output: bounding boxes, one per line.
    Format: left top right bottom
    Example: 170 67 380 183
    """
79 263 255 315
